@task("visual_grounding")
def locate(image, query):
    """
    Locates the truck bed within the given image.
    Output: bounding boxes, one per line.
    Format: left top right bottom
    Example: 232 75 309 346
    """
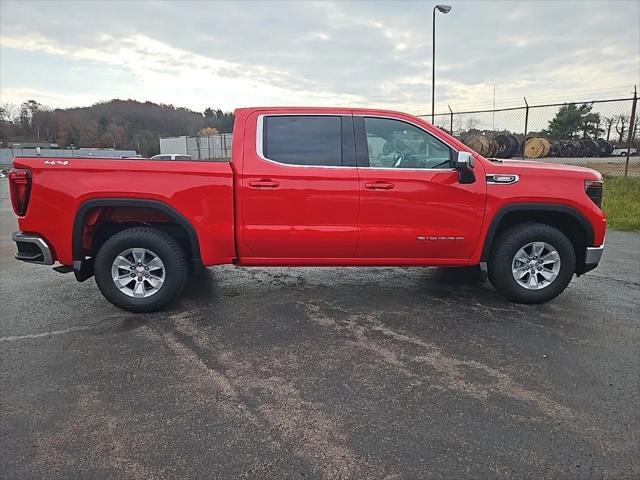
12 157 236 265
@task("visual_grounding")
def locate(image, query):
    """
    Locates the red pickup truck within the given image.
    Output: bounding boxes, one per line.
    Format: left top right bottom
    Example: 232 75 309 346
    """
9 107 606 312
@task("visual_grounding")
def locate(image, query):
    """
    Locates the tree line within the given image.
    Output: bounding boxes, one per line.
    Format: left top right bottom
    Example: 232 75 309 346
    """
0 99 235 156
544 103 637 144
3 99 636 156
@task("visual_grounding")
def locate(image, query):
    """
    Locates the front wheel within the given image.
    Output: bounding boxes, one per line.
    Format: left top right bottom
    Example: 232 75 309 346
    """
94 227 188 312
488 223 576 304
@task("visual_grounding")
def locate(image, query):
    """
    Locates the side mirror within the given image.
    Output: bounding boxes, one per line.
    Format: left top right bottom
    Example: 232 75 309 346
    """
455 151 476 184
455 151 475 170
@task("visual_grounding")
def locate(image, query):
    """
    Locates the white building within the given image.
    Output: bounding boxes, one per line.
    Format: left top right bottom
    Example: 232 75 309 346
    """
159 134 232 160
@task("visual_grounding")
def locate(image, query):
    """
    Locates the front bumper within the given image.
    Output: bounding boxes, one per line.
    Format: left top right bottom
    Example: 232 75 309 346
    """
11 232 54 265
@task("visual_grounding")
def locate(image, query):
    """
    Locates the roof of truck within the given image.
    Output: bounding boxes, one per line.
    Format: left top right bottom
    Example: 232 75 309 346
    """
234 106 422 117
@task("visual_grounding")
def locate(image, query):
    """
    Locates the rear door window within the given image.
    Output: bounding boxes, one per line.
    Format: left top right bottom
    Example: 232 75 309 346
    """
263 115 342 167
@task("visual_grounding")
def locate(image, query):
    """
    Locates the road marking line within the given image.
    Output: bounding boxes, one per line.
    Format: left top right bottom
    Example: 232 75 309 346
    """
0 324 98 342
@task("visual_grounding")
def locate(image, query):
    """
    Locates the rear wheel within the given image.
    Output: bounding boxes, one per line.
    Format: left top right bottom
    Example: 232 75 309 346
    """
95 227 188 312
488 223 575 304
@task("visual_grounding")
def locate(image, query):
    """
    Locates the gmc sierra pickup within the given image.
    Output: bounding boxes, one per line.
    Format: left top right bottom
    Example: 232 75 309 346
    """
9 107 606 312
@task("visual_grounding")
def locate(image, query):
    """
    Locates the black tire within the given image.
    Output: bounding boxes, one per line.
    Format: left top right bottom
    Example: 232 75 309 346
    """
488 223 575 304
94 227 188 313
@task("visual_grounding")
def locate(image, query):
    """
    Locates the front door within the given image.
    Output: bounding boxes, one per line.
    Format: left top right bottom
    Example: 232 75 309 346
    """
354 115 485 262
240 112 359 260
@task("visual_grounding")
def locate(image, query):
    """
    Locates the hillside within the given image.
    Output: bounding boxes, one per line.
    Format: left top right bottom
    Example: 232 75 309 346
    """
0 99 234 156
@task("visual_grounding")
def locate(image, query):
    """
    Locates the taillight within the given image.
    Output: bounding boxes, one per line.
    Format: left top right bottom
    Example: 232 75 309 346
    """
585 180 603 208
8 168 31 216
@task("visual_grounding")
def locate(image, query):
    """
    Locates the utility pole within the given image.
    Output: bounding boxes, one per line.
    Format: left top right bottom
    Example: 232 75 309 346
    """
523 97 529 160
492 83 496 131
431 5 452 124
625 85 637 177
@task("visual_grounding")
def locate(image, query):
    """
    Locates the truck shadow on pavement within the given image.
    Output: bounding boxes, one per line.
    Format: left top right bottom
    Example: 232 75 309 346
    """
169 266 533 327
93 265 555 338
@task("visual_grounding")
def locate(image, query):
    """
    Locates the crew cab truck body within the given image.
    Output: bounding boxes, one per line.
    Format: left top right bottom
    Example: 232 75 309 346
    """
9 107 606 312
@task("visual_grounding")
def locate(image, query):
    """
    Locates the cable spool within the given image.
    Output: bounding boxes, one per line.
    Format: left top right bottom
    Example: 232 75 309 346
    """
515 136 526 156
493 135 511 158
595 138 614 156
488 139 499 158
462 134 491 156
525 138 544 158
578 139 596 157
492 134 520 159
507 135 520 158
524 137 551 158
549 141 561 157
556 140 571 157
571 141 581 157
557 140 572 157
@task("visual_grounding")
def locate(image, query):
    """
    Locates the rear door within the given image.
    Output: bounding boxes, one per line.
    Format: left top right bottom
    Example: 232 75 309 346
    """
354 115 485 262
240 112 359 260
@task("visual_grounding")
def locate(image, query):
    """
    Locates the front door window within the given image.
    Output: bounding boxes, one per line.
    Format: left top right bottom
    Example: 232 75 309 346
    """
363 117 453 169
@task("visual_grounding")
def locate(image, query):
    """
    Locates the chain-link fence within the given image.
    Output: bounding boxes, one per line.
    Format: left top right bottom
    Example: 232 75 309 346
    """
186 133 232 160
421 95 639 176
176 97 638 175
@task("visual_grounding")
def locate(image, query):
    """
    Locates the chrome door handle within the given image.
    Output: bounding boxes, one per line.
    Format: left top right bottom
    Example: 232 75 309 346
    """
364 182 394 190
249 180 280 188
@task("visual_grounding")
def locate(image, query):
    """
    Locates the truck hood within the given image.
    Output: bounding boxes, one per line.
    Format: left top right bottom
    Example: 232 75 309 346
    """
485 159 602 179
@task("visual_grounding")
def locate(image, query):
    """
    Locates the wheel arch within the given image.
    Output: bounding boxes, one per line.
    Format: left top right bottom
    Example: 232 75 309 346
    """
72 198 201 266
481 203 593 267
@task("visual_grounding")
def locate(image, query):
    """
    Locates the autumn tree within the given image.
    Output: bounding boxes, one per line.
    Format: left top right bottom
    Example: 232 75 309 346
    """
465 116 480 131
615 115 629 145
603 116 617 142
0 103 19 143
629 116 639 147
0 103 16 122
199 127 219 136
203 107 234 133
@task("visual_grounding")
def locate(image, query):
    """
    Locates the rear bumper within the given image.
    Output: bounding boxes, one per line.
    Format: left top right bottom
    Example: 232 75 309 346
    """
11 232 54 265
579 242 605 275
585 244 604 265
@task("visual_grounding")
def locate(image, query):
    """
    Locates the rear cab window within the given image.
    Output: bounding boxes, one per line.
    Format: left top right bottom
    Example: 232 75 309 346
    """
260 115 355 167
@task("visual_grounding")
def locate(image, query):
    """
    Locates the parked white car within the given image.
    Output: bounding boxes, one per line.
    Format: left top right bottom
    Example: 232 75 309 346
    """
150 154 192 160
611 148 637 156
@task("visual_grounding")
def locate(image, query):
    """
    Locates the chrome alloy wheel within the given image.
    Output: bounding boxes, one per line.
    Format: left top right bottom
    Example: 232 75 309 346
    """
511 241 561 290
111 248 165 298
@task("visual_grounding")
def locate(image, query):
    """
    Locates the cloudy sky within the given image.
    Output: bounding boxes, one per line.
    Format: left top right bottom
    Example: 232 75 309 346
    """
1 0 638 115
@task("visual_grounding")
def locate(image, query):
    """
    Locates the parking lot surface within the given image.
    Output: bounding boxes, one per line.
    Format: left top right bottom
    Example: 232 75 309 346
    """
1 182 638 479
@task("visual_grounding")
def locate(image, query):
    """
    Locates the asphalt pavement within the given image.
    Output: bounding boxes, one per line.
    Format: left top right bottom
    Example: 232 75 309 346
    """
0 180 638 479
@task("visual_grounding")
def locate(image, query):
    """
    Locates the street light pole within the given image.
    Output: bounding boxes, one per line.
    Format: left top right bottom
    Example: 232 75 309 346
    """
432 4 452 124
